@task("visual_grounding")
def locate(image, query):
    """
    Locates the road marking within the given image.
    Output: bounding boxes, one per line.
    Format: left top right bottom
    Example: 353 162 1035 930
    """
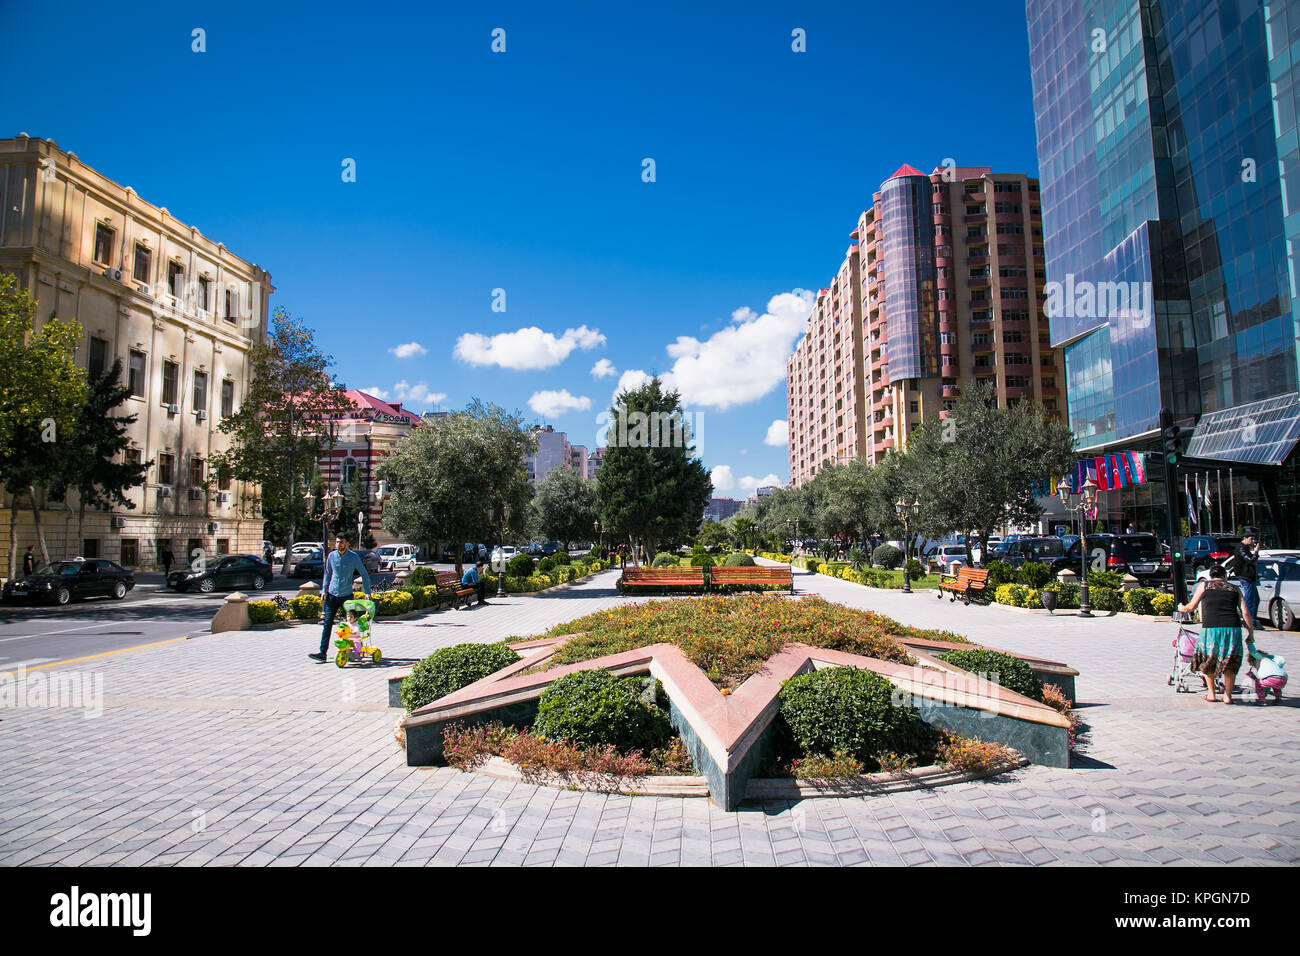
0 620 130 641
0 637 187 677
0 658 54 671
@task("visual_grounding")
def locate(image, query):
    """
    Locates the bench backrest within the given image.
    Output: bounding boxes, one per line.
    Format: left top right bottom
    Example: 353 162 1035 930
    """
434 571 463 588
623 566 705 583
711 566 793 583
956 567 990 584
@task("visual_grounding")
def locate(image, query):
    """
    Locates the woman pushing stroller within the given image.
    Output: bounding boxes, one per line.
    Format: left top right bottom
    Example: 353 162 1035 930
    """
1177 565 1254 704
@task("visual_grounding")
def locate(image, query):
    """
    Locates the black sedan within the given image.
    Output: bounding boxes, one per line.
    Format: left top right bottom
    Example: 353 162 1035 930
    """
168 554 272 593
3 559 136 605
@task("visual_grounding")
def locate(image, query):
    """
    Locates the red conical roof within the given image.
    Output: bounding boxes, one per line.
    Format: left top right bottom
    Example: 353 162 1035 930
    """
886 163 926 181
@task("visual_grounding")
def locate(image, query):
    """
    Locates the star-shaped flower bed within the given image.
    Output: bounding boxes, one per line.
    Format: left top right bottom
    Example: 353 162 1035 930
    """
401 598 1075 809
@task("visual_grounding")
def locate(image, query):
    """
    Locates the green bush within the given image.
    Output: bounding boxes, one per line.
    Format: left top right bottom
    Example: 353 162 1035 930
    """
1042 581 1080 609
1022 588 1044 609
823 561 849 575
723 552 757 567
1152 593 1177 616
872 544 903 570
1122 588 1159 615
551 551 571 566
537 556 558 575
407 566 437 587
248 600 284 624
507 553 535 577
1088 586 1122 611
906 558 924 579
994 583 1028 606
848 548 868 571
776 667 940 771
374 590 414 615
938 648 1043 701
804 557 821 574
1087 569 1121 590
984 560 1015 587
288 593 322 620
652 553 680 567
401 642 521 712
689 553 715 568
1016 561 1053 589
532 669 672 753
400 584 427 609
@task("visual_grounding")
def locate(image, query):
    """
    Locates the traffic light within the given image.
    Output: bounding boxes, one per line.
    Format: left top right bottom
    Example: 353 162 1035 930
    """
1160 415 1180 464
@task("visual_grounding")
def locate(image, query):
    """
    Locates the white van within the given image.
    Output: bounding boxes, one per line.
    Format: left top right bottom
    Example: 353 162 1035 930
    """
375 543 417 572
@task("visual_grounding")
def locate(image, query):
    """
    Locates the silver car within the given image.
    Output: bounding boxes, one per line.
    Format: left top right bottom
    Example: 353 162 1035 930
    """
1196 556 1300 630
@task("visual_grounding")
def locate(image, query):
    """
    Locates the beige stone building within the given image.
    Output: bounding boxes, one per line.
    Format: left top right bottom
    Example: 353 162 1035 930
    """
0 135 272 571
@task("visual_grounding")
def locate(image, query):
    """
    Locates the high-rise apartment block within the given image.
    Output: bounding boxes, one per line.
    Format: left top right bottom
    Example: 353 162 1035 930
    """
788 164 1063 485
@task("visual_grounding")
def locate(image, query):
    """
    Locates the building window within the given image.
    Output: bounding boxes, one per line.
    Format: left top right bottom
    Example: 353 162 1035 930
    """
910 401 919 413
342 457 358 485
216 538 230 556
224 288 236 322
168 260 184 298
221 379 234 418
125 448 140 468
128 349 146 397
120 539 138 567
88 337 110 380
158 453 175 485
198 276 211 312
162 361 179 406
217 472 231 491
93 224 115 265
193 370 208 412
133 244 152 283
187 539 203 564
189 457 204 486
83 539 99 558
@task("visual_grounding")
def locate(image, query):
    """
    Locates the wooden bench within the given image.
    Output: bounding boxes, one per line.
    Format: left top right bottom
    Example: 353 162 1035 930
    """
710 566 794 592
938 566 991 605
434 571 478 608
620 566 706 591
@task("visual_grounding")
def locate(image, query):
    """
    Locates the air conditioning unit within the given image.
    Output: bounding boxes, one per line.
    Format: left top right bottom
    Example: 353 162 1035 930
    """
218 491 231 504
207 522 219 534
196 409 208 421
167 403 180 415
187 489 203 500
102 268 123 281
112 516 126 529
158 487 172 499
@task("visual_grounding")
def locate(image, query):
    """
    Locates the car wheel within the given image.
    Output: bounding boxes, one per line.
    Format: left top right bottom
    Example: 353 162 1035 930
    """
252 574 266 591
1272 599 1296 631
113 580 127 600
199 577 216 593
56 587 71 606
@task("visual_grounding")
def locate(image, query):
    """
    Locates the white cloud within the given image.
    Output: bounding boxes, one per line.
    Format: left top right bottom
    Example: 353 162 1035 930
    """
454 325 606 370
740 473 781 492
710 465 735 492
591 358 618 379
655 289 813 411
528 389 592 418
391 381 447 408
361 385 389 400
389 341 428 359
764 419 789 446
609 368 653 408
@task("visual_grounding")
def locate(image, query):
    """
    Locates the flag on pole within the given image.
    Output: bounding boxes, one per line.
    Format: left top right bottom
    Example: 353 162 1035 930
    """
1095 456 1110 491
1111 453 1127 487
1129 451 1146 483
1186 475 1197 527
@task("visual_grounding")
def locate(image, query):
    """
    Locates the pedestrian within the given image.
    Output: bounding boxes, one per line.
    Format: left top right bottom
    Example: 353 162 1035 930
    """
160 545 173 577
1245 639 1287 702
618 543 627 569
1176 564 1253 704
1227 532 1261 628
461 559 487 606
1125 523 1136 534
263 542 274 565
22 546 35 576
309 533 372 662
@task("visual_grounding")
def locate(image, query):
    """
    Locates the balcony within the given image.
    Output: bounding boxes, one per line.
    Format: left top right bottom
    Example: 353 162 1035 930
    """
938 409 954 420
941 385 961 398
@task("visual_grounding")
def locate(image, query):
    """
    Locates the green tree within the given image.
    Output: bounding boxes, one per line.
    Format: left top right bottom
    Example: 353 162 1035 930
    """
730 515 755 549
376 400 536 572
535 466 597 550
49 360 150 554
695 520 732 549
0 274 86 575
330 479 375 548
209 307 353 572
595 377 712 564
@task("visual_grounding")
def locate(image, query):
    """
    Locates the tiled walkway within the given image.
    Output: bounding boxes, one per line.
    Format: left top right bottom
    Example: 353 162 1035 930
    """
1 565 1297 866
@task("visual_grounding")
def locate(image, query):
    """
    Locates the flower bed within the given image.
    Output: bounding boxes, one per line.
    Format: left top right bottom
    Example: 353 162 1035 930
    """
990 580 1177 617
536 593 969 689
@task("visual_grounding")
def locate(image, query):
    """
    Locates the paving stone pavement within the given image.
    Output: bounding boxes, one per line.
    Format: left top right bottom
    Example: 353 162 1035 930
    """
1 565 1297 866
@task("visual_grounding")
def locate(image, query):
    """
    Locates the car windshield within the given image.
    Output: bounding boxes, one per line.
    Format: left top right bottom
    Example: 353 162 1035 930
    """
377 547 397 555
38 562 83 576
1116 535 1161 557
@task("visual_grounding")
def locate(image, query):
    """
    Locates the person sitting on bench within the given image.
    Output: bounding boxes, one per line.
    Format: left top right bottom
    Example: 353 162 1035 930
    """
462 559 488 605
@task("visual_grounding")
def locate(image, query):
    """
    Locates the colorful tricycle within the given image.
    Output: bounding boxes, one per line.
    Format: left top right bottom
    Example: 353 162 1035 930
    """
333 598 382 668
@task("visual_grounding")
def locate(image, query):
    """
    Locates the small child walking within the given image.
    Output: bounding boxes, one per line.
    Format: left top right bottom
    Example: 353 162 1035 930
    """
1246 638 1287 702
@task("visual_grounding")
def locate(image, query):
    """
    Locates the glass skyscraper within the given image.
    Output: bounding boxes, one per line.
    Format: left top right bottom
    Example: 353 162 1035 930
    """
1026 0 1300 546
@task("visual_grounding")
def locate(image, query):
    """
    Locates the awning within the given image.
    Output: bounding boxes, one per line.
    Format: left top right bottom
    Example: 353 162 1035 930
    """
1184 392 1300 466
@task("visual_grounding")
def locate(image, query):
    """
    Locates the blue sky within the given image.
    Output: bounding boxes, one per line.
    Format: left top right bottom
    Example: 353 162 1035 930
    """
3 0 1043 495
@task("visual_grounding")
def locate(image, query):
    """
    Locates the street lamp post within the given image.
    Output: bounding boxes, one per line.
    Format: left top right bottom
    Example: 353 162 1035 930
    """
895 497 921 593
497 502 511 597
1065 478 1099 617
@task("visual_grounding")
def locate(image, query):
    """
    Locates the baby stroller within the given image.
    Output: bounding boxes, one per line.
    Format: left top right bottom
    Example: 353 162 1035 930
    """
1168 610 1222 694
333 598 382 668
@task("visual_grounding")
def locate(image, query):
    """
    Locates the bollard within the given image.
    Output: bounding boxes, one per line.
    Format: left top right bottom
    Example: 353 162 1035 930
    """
1120 573 1140 592
211 591 251 633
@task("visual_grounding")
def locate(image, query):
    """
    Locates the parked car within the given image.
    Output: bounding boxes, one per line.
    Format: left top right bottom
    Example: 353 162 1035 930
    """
296 549 380 581
356 549 381 574
1000 537 1067 569
500 545 518 560
1069 533 1172 585
541 541 561 556
3 559 135 605
933 544 970 573
1182 534 1242 573
168 555 272 593
284 541 323 573
374 543 418 572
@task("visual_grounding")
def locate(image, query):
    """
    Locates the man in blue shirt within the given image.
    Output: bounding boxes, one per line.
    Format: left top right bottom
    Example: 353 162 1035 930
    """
461 559 487 606
309 533 372 661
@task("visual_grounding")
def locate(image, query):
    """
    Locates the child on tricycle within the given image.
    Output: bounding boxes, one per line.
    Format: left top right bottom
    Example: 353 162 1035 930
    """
333 598 382 668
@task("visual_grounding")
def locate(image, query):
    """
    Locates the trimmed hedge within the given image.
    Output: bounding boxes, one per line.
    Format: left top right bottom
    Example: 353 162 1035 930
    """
532 669 672 754
407 566 437 587
872 544 903 570
938 648 1043 701
1086 569 1121 590
507 553 536 577
1122 588 1159 615
288 593 322 620
1089 586 1122 611
722 552 756 567
776 667 940 771
984 560 1015 587
401 642 521 712
248 600 285 624
1152 593 1177 616
652 553 680 567
1016 562 1053 589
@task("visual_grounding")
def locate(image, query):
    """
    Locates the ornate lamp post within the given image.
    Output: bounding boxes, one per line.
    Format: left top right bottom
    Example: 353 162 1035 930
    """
895 497 921 593
1065 478 1099 617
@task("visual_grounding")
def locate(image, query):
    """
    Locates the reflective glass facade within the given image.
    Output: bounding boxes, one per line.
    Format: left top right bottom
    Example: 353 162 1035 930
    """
879 174 940 379
1027 0 1300 449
